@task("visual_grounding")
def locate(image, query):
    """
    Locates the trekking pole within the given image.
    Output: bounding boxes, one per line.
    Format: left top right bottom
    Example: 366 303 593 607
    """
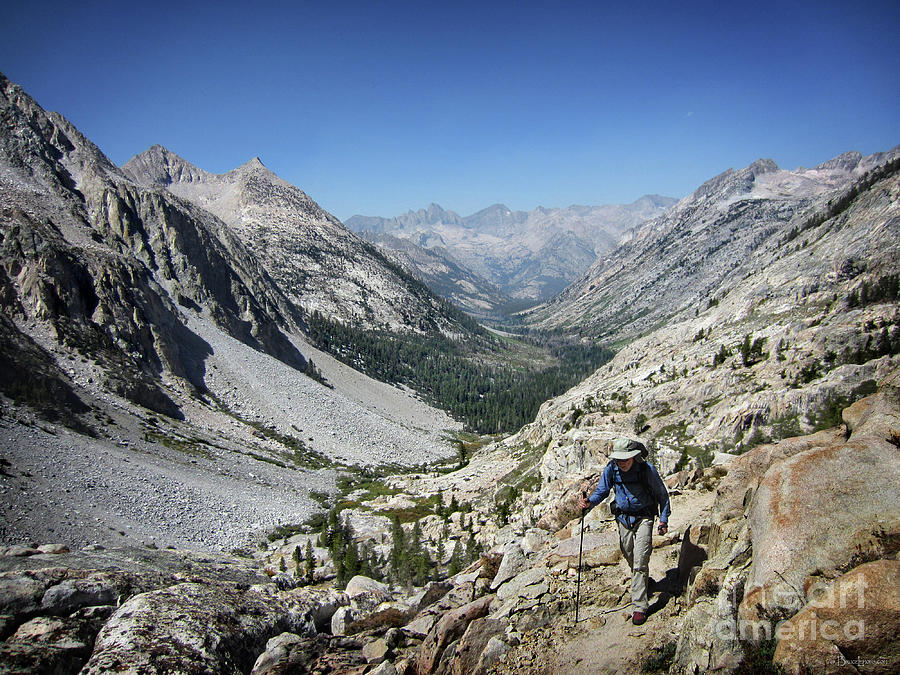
575 491 587 625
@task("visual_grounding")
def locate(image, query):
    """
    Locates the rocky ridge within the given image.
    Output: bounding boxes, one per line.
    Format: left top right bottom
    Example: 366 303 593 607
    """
511 149 900 459
124 145 474 336
524 151 900 343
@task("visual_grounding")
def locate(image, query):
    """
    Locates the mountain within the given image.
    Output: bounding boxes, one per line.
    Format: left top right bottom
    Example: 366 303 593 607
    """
522 153 900 344
123 146 474 335
0 71 461 551
357 231 517 320
514 149 900 456
345 196 676 306
0 76 311 418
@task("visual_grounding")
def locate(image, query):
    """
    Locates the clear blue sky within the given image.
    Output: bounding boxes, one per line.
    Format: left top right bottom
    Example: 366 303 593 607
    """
2 1 898 221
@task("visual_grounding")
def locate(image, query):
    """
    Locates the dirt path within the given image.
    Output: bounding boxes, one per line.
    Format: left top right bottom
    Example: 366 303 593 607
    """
492 484 717 674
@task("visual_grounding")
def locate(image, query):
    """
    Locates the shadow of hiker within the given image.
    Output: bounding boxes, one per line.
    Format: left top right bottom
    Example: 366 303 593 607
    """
678 524 709 588
647 568 681 617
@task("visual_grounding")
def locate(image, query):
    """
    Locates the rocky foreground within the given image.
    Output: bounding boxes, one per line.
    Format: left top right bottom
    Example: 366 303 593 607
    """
2 368 898 674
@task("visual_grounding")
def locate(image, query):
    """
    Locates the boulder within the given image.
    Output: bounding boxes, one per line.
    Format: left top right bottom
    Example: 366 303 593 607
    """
405 611 441 638
40 574 121 615
1 612 102 672
710 428 844 524
773 560 900 675
363 637 390 664
82 582 317 674
369 661 399 675
413 582 453 612
475 635 509 673
345 575 391 598
416 595 493 675
534 472 603 532
521 528 549 555
250 632 304 674
538 431 616 484
36 544 69 555
250 633 333 674
490 542 527 590
843 381 900 441
331 605 358 636
303 587 348 633
495 568 548 605
712 452 738 466
346 575 393 615
740 436 900 621
546 531 622 568
448 617 505 675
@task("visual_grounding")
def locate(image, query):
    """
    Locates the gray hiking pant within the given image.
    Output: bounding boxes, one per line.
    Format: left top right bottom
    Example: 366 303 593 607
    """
618 517 654 612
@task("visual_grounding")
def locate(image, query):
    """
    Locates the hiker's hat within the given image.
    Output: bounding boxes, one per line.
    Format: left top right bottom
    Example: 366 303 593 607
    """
610 438 644 460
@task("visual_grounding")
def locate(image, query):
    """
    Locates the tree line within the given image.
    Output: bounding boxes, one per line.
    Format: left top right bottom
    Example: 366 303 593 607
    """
306 312 613 433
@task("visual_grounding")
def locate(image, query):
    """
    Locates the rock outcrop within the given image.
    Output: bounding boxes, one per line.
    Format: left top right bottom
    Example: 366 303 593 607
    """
773 559 900 675
671 367 900 674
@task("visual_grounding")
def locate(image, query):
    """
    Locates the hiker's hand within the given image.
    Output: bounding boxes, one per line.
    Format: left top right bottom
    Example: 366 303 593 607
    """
658 522 668 535
578 496 591 510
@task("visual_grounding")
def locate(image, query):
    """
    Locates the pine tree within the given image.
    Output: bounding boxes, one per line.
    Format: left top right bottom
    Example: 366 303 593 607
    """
304 540 315 582
465 532 480 565
436 535 446 575
741 333 752 367
343 542 360 585
448 541 462 576
389 515 406 582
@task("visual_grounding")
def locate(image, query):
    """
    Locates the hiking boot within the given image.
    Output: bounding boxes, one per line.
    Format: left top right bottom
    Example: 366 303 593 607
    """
632 611 647 625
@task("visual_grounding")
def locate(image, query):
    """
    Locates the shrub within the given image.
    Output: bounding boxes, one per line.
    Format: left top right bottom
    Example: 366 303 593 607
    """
642 641 677 672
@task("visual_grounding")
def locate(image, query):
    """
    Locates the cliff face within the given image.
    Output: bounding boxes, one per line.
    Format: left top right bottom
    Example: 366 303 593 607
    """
0 73 309 418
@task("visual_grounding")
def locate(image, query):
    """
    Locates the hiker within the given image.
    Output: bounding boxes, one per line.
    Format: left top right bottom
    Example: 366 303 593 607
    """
577 437 671 625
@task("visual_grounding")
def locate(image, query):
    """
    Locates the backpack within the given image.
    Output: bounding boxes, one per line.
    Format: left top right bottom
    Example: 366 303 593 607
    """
609 459 658 518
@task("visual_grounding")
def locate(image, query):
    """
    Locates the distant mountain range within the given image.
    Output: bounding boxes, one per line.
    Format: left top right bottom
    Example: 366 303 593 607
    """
345 197 676 318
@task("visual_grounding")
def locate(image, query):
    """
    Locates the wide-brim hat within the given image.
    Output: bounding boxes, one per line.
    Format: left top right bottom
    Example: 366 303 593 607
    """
610 438 645 460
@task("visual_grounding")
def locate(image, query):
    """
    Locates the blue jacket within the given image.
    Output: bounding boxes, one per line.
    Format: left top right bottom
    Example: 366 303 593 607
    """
587 460 671 528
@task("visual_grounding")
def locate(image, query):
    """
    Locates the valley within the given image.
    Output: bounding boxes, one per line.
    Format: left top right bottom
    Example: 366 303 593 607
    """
0 68 898 674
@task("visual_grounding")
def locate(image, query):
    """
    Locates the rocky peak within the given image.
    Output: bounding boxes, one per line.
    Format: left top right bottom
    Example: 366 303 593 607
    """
123 144 474 336
814 150 863 172
121 144 209 187
1 71 118 190
746 157 779 177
